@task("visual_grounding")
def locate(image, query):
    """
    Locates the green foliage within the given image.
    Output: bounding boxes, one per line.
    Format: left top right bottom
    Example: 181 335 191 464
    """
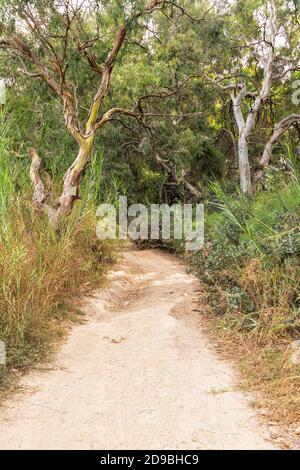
0 0 300 413
192 140 225 180
0 117 115 385
0 115 13 220
192 164 300 325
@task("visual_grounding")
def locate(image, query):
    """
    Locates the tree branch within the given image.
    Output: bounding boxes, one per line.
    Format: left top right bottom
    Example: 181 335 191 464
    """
84 27 127 134
256 114 300 179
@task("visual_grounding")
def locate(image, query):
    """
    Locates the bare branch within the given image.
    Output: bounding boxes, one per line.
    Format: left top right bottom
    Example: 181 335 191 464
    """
164 1 214 22
95 107 203 130
256 114 300 179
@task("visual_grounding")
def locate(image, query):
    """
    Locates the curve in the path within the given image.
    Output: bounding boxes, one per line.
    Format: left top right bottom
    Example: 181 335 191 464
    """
0 250 274 450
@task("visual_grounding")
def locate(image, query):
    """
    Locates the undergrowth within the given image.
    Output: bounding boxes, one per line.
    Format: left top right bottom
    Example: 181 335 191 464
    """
0 119 115 388
191 162 300 424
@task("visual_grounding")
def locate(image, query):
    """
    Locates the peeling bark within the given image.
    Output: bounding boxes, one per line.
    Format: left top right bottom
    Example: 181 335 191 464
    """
29 147 46 208
58 140 94 218
29 148 59 227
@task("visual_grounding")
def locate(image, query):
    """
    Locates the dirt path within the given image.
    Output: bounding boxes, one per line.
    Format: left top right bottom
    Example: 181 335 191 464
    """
0 249 275 450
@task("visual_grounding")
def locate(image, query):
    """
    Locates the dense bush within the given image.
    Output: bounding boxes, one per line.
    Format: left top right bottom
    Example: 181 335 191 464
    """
190 173 300 421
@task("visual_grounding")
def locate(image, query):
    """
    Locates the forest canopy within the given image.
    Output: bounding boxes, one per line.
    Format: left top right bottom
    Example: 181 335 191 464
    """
0 0 299 220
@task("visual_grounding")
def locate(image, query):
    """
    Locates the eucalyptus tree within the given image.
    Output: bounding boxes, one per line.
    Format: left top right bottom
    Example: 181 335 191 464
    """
104 1 222 203
205 0 300 194
0 0 203 225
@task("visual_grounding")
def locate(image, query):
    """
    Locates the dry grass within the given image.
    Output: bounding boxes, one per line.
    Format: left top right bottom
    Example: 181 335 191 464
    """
0 197 116 388
197 257 300 427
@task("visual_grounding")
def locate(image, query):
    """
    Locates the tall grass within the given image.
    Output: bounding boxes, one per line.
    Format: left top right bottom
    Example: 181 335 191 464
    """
0 117 13 224
0 120 115 387
82 149 130 208
192 162 300 423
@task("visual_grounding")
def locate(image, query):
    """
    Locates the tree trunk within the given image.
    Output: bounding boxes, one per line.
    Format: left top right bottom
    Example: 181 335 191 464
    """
58 139 94 219
29 138 94 228
228 2 276 195
230 89 253 195
238 132 252 195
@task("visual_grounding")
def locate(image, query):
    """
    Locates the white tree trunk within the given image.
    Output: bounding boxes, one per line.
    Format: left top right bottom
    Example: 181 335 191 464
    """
228 1 276 195
238 132 252 194
231 88 253 195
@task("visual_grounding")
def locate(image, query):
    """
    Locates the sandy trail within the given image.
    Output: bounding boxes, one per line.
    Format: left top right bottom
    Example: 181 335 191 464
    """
0 249 274 450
